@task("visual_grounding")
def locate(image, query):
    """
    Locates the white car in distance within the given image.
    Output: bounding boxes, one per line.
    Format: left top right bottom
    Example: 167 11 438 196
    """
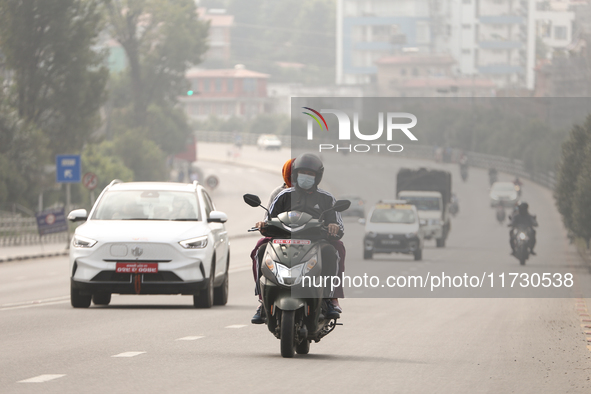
257 134 282 150
68 180 230 308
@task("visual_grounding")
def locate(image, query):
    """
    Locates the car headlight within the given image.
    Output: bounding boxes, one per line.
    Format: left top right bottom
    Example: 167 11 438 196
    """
405 232 417 238
179 235 208 249
367 231 377 238
72 235 98 248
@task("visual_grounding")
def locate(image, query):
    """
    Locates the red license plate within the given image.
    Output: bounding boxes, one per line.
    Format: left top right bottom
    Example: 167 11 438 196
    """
115 263 158 273
273 239 311 245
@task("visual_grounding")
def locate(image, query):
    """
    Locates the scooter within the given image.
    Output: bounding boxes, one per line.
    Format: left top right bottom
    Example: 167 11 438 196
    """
511 225 531 265
244 194 350 358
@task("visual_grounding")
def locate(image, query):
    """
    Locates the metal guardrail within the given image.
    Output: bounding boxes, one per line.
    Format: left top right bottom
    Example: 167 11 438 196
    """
195 130 291 146
195 131 556 189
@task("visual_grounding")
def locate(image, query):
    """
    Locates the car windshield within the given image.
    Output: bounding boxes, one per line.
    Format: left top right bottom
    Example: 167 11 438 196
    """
401 197 441 211
370 208 416 224
493 183 516 192
91 190 201 221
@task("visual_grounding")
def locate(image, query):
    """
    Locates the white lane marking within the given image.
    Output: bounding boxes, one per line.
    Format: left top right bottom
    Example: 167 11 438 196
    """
19 374 66 383
225 324 246 329
111 351 146 358
176 336 204 341
1 296 70 311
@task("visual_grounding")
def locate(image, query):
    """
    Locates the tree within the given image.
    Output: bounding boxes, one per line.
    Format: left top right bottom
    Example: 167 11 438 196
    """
572 143 591 247
104 0 209 126
554 116 591 236
0 0 108 155
0 101 49 210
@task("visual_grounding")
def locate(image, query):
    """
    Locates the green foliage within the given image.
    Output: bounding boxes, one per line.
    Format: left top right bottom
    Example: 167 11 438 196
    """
0 0 108 155
555 116 591 237
226 0 335 84
81 143 133 195
572 143 591 244
0 104 50 210
104 0 209 123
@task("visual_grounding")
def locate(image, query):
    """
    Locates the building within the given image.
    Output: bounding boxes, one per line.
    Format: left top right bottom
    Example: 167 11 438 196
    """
375 53 496 96
337 0 577 92
267 83 366 115
197 8 234 66
336 0 446 85
449 0 536 90
180 65 269 120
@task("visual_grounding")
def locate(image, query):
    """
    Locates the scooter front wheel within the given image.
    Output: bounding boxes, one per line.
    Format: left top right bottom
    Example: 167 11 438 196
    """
280 310 296 358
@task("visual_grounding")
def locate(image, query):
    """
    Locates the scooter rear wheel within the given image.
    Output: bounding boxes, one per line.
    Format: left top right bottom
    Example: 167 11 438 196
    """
280 310 296 358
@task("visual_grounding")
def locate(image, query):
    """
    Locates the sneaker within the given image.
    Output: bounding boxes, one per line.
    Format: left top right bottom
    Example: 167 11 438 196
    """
331 299 343 313
251 304 266 324
326 300 340 320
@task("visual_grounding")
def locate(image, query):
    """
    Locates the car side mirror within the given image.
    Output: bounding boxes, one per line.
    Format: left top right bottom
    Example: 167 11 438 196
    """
68 209 88 222
208 211 228 223
243 194 262 207
358 218 366 225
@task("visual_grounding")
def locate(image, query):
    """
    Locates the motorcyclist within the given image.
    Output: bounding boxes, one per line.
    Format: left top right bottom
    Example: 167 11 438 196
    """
250 158 294 314
509 202 538 255
252 153 344 322
513 176 523 196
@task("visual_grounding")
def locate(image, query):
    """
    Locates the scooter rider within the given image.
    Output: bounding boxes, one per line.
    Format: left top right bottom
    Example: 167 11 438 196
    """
253 153 344 322
509 202 538 255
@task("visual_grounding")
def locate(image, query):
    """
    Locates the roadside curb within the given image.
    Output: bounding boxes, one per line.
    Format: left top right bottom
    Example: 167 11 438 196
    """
0 250 69 263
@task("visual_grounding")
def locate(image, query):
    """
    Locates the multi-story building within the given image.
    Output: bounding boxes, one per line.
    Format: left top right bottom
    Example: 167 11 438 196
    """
180 65 269 120
336 0 446 85
197 8 234 66
337 0 576 92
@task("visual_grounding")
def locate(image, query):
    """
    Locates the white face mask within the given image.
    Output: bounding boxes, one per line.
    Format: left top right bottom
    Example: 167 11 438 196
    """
297 173 315 189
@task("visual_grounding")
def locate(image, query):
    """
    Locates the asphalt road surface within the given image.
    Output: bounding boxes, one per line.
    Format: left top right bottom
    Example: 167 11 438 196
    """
1 145 591 393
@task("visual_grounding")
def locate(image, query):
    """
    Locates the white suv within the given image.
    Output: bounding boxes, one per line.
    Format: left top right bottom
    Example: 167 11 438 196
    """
68 180 230 308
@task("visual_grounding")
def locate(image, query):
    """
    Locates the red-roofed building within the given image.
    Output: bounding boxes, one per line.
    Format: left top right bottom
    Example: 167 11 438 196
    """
180 65 269 119
376 54 496 97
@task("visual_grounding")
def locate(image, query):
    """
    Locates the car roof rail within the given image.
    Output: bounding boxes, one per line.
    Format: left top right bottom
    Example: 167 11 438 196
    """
108 179 123 187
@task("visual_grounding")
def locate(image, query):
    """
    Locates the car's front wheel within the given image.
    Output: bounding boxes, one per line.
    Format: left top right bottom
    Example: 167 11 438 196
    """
214 271 229 306
194 261 214 308
71 284 91 308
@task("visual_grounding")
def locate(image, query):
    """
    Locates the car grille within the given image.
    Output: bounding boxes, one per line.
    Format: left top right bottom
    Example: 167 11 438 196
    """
90 271 183 282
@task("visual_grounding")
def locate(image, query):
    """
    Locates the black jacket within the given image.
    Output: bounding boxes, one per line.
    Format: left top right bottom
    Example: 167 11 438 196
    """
267 187 344 232
510 213 538 228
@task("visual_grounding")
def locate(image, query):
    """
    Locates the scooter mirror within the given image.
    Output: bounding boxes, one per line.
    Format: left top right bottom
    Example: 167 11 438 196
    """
333 200 351 213
243 194 262 207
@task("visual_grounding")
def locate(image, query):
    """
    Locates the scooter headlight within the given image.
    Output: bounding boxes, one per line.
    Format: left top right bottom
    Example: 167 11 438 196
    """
302 254 318 274
518 232 527 240
263 248 278 274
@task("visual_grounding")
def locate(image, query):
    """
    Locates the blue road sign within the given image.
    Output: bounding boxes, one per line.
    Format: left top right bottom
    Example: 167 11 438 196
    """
36 207 68 236
56 155 81 183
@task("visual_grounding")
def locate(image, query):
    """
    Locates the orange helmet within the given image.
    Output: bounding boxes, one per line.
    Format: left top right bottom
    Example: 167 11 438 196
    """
282 158 295 187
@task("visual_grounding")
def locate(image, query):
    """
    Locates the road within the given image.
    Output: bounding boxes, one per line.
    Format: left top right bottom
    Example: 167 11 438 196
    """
1 144 591 393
